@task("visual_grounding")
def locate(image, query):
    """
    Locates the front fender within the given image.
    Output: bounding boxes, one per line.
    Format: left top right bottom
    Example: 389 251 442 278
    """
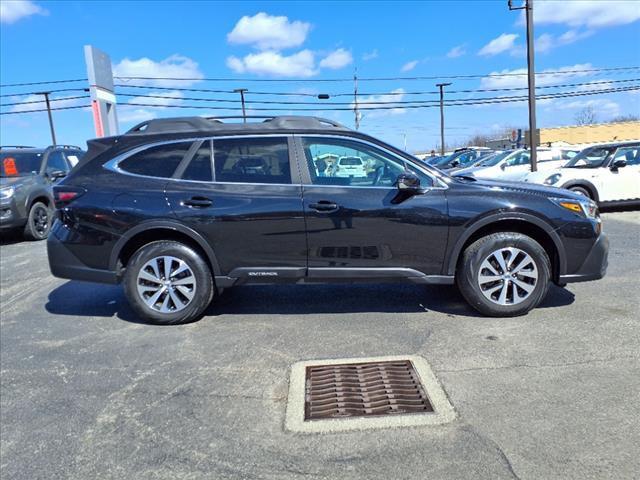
444 210 567 277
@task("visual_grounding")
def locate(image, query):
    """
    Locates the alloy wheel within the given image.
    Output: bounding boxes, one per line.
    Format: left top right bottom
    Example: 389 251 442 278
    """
136 256 197 313
477 247 538 306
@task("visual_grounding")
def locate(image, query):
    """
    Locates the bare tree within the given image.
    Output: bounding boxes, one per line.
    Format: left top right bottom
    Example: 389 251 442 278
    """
574 105 598 125
608 114 639 123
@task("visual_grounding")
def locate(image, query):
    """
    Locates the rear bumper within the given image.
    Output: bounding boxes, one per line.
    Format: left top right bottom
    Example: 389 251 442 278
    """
47 224 119 284
559 232 609 284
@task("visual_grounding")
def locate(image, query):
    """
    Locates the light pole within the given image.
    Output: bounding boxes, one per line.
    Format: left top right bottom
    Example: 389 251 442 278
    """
436 82 451 156
509 0 538 172
234 88 248 122
36 91 57 145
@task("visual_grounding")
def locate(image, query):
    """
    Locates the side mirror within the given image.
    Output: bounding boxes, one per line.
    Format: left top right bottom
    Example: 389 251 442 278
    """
611 159 627 171
48 170 67 181
500 163 507 171
450 159 460 168
396 172 421 190
393 173 422 204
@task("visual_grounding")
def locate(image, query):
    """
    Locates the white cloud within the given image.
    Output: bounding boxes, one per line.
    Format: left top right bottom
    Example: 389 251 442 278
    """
113 55 203 87
401 60 418 72
480 63 594 89
533 0 640 29
362 49 379 61
9 94 87 113
319 48 353 70
118 107 157 124
446 45 466 58
0 0 46 24
226 50 317 77
478 33 519 56
536 29 593 53
556 98 621 118
355 88 406 118
227 12 311 50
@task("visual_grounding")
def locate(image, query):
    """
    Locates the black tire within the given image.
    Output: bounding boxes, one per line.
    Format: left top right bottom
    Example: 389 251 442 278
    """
123 240 214 325
23 201 52 241
456 232 551 317
568 186 592 199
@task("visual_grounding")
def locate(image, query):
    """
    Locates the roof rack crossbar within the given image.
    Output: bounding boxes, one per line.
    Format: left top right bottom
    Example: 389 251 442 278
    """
0 145 36 149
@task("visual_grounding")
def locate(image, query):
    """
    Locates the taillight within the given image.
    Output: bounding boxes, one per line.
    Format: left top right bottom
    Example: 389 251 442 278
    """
53 186 86 208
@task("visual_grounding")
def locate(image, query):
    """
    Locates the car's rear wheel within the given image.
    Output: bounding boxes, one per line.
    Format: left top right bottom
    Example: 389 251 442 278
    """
457 232 551 317
24 201 52 241
123 241 214 325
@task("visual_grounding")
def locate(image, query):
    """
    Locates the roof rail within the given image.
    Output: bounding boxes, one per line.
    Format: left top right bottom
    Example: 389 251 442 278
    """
125 115 348 135
0 145 36 150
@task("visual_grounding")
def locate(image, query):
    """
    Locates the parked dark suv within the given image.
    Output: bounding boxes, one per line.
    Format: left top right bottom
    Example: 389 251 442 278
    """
47 116 608 324
1 145 84 240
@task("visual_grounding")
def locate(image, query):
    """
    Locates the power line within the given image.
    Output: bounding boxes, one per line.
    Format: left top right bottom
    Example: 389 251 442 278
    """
0 88 87 98
3 85 637 115
113 80 640 106
0 78 87 88
110 86 639 112
0 105 87 115
110 65 640 84
111 77 640 100
0 95 89 107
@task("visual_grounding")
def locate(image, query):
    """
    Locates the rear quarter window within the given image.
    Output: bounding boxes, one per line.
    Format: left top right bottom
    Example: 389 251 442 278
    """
119 142 192 178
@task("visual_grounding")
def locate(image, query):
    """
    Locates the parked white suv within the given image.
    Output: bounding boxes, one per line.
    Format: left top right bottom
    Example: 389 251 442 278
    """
454 148 578 182
333 156 367 178
524 142 640 206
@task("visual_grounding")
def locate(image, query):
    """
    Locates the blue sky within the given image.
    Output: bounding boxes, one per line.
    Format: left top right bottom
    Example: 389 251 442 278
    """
1 0 639 152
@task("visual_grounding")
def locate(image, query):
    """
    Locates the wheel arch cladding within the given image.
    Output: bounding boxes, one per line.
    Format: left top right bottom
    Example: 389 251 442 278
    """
447 215 565 282
111 222 221 277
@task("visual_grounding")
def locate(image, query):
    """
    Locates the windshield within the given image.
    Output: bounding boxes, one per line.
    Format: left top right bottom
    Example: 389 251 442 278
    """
1 152 42 177
477 151 511 167
564 146 616 168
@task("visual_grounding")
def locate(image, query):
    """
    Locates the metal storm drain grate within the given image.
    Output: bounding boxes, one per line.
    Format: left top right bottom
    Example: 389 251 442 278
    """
304 360 433 420
285 355 456 433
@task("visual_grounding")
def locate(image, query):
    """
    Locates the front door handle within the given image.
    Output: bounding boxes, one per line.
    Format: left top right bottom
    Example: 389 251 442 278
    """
182 196 213 208
309 200 339 212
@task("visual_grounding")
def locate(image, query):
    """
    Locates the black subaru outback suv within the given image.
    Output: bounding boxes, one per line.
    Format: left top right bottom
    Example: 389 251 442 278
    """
47 116 608 324
1 145 84 240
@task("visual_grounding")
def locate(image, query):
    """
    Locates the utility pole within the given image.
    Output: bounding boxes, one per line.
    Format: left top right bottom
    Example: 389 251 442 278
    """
36 92 56 145
234 88 248 122
353 70 360 130
436 82 451 156
509 0 538 172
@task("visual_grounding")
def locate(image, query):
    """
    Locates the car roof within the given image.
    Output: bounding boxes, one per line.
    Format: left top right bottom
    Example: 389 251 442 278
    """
125 115 351 137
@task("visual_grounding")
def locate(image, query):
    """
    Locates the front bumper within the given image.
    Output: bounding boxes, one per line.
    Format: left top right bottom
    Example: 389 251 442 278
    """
0 200 26 230
47 223 119 284
559 232 609 283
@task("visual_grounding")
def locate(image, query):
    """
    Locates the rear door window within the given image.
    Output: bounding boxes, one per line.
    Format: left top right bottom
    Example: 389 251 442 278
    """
119 142 192 178
213 137 291 184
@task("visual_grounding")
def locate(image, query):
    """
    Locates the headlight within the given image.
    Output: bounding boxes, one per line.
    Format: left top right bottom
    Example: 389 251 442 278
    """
544 173 562 185
551 197 598 219
0 186 15 200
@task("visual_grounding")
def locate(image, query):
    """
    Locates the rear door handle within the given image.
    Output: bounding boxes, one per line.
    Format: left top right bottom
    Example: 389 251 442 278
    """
182 196 213 208
309 200 339 212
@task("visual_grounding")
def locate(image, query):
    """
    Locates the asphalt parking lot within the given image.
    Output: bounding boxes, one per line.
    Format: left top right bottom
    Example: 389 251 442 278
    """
1 210 639 480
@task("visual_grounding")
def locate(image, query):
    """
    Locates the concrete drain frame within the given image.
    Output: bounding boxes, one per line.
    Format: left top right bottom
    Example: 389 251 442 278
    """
285 355 456 433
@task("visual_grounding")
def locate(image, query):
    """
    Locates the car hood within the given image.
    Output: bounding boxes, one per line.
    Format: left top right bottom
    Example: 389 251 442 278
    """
461 177 585 201
0 176 31 188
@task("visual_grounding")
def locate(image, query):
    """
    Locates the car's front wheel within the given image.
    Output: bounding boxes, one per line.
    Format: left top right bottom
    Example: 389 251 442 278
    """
23 201 52 240
457 232 551 317
123 241 214 325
